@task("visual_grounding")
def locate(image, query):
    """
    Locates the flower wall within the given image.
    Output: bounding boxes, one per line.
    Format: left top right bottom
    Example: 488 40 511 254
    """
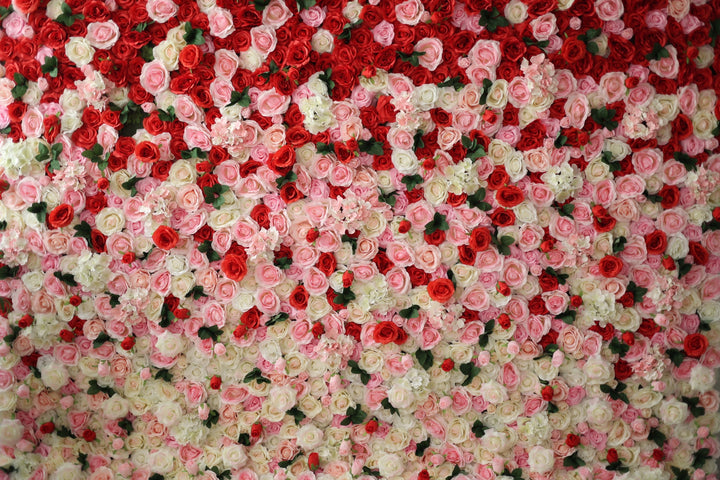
1 0 720 479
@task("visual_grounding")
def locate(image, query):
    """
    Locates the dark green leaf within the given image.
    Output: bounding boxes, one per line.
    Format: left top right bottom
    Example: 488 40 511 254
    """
471 420 486 438
276 171 297 188
0 265 19 280
563 451 585 467
401 174 424 192
378 191 397 207
197 325 223 342
266 312 289 326
28 201 47 223
415 349 434 370
155 369 172 382
424 212 449 235
53 271 78 287
415 438 431 456
358 138 384 156
183 22 205 45
399 305 420 319
381 397 398 415
287 407 306 425
666 348 686 367
437 76 464 91
229 88 251 107
647 427 666 447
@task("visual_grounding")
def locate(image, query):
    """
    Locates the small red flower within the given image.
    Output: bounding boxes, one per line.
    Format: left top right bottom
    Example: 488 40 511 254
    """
18 314 33 328
69 295 82 306
498 313 511 329
342 271 354 288
440 359 454 372
120 336 135 350
251 423 263 437
365 419 379 434
59 329 75 342
497 281 510 296
662 256 676 271
418 470 430 480
606 448 619 464
39 422 55 434
541 385 554 401
46 204 74 229
306 228 319 243
713 207 720 222
82 429 96 442
152 225 180 250
398 220 411 233
233 324 247 338
311 322 325 338
684 333 709 358
308 452 320 471
565 433 580 447
97 178 109 190
174 308 190 320
621 332 635 346
122 252 136 264
210 375 222 390
570 295 583 307
652 448 664 461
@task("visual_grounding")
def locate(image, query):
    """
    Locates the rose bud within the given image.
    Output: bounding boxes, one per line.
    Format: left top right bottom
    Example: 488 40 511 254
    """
82 429 96 442
120 336 135 350
174 308 190 319
362 65 376 78
59 329 75 342
713 207 720 222
365 419 379 434
607 448 619 464
497 281 510 296
565 433 580 447
625 76 639 89
342 271 354 288
482 109 497 123
311 322 324 338
398 220 411 234
541 385 554 401
122 252 136 264
621 332 635 346
97 178 109 190
18 314 33 328
662 256 676 271
250 423 263 437
209 375 222 390
422 157 435 170
69 295 82 306
306 228 319 243
570 295 583 307
39 422 55 434
687 46 699 60
308 452 320 471
498 313 511 329
233 324 247 338
440 359 454 372
652 449 664 461
540 240 554 252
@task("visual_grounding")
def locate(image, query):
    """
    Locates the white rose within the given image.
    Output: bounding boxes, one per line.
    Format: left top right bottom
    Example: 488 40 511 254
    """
21 271 44 292
102 394 130 419
155 332 186 357
528 446 555 473
155 401 183 427
698 301 720 323
269 385 296 411
222 444 248 468
311 29 334 53
65 37 95 67
153 40 180 71
666 234 689 260
38 356 68 390
296 424 324 450
95 207 126 236
391 149 419 175
388 378 414 409
504 0 528 23
658 399 688 425
377 453 403 477
148 448 174 474
690 364 714 392
423 177 448 206
0 419 23 446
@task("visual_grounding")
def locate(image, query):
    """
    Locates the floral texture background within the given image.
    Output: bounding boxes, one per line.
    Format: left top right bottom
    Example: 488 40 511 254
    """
1 0 720 478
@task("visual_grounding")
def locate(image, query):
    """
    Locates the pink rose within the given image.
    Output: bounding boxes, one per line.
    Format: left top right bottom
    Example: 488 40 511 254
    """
20 107 43 138
183 124 213 151
460 285 490 311
208 8 234 38
86 21 120 49
372 20 395 47
262 0 292 28
632 148 662 177
470 39 501 67
140 60 169 95
395 0 424 25
530 13 558 41
256 89 290 117
415 37 443 71
385 267 411 294
656 208 687 234
595 0 624 21
146 0 177 22
251 25 277 56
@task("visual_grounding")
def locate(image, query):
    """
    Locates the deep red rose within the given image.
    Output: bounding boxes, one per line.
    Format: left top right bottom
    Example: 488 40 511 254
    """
541 385 554 401
561 37 587 64
566 434 580 447
121 336 135 350
618 292 634 308
373 321 398 344
345 322 362 341
427 278 455 303
529 296 549 315
82 429 96 442
135 141 160 163
538 271 559 292
289 285 309 310
279 182 303 204
645 230 667 255
153 226 179 250
606 448 618 464
238 307 260 329
39 422 55 434
487 166 510 190
376 95 397 123
46 204 74 229
179 45 202 69
315 252 337 277
689 241 709 265
418 470 430 480
371 250 394 275
589 322 615 341
250 204 270 229
500 36 527 62
490 208 516 227
469 228 492 252
614 359 633 380
424 230 446 246
152 161 172 181
222 254 247 281
598 256 623 278
496 185 524 207
72 125 98 150
658 184 679 209
407 266 430 287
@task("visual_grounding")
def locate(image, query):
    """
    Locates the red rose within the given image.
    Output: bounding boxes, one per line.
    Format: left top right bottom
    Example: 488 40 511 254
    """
315 252 337 277
495 185 524 207
209 375 222 389
82 429 96 442
152 225 179 250
279 182 303 204
570 295 583 307
152 160 172 181
498 313 511 329
561 37 587 64
365 419 379 434
376 95 397 123
240 307 261 329
440 358 454 371
345 322 361 341
689 241 709 265
221 254 248 281
44 115 61 143
529 296 549 315
684 333 708 358
458 245 477 265
120 336 135 350
424 230 445 246
418 470 430 480
179 44 202 69
135 141 160 163
566 433 580 447
407 266 430 287
614 359 633 380
644 230 667 255
538 271 559 292
39 422 55 434
598 256 623 278
373 321 398 344
658 184 679 209
469 227 492 252
427 278 455 303
487 166 510 190
541 385 554 401
289 285 309 310
14 0 39 14
308 452 320 472
250 204 270 229
250 423 262 437
47 204 74 229
18 314 33 328
490 208 516 227
372 250 394 275
606 448 619 464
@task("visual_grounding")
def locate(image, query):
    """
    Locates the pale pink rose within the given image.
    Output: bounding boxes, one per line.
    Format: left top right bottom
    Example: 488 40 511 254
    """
662 159 688 185
395 0 424 25
174 95 204 124
302 267 328 295
214 49 239 80
140 60 169 95
146 0 177 22
627 83 655 108
372 20 395 47
214 279 237 303
530 13 557 41
176 185 203 212
404 201 434 229
387 127 414 150
507 77 531 107
53 344 80 366
581 331 603 356
460 284 490 311
678 86 698 116
251 25 277 56
593 179 617 206
564 92 590 129
183 124 213 151
386 242 415 267
649 45 679 78
549 215 576 241
203 302 226 328
453 109 480 133
210 78 233 107
3 12 27 39
385 267 411 294
554 69 577 98
595 0 623 21
20 107 43 138
208 8 234 38
415 37 443 71
185 382 207 405
466 64 495 86
15 177 41 204
502 258 528 288
656 208 687 234
86 21 120 49
632 148 662 177
527 315 550 343
151 270 171 296
262 0 292 28
645 9 667 29
299 5 325 26
414 245 441 272
470 39 501 67
598 72 627 103
477 249 503 272
328 163 354 187
256 89 290 117
501 362 520 389
68 411 90 430
255 263 282 287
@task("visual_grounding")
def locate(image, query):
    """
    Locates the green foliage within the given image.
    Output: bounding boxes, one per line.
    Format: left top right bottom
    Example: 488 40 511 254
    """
415 349 434 370
478 7 509 32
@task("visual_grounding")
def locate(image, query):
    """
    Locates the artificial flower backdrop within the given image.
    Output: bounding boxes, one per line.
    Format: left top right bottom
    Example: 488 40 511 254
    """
1 0 720 478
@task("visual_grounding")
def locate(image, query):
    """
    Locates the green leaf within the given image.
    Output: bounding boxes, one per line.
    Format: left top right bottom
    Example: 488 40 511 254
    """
467 188 492 211
203 409 219 428
243 367 271 384
287 406 306 425
479 78 493 105
341 404 367 425
121 177 142 196
277 452 302 469
3 325 20 344
318 68 335 95
41 56 59 77
347 359 370 385
157 106 176 122
358 138 384 156
56 426 75 438
415 349 434 370
413 130 425 151
181 147 207 159
397 50 426 67
401 174 424 192
55 2 84 26
554 135 568 148
381 397 398 415
626 281 648 303
332 288 356 306
197 325 223 342
53 270 78 287
341 234 357 253
591 107 618 131
109 294 120 307
155 369 172 382
424 212 449 235
229 87 251 107
459 361 481 386
559 203 575 218
557 310 576 324
237 433 251 446
118 418 134 434
198 240 221 262
266 312 289 327
478 7 509 32
671 468 691 480
677 258 693 279
414 438 431 456
0 5 13 20
27 201 47 223
134 21 150 32
471 420 487 438
399 304 420 319
563 451 585 467
609 337 630 356
78 453 88 471
693 448 711 469
666 348 686 367
297 0 316 10
682 396 706 417
645 43 670 61
159 303 175 328
674 152 698 172
183 22 205 45
87 379 114 396
252 0 271 11
203 184 230 209
139 43 154 62
92 332 111 349
437 76 464 91
316 142 335 155
378 191 397 207
185 285 208 300
648 427 666 447
276 171 297 188
0 265 19 280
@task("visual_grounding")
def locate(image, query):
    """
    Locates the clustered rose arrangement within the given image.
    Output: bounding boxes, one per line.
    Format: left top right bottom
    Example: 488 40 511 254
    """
1 0 720 478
